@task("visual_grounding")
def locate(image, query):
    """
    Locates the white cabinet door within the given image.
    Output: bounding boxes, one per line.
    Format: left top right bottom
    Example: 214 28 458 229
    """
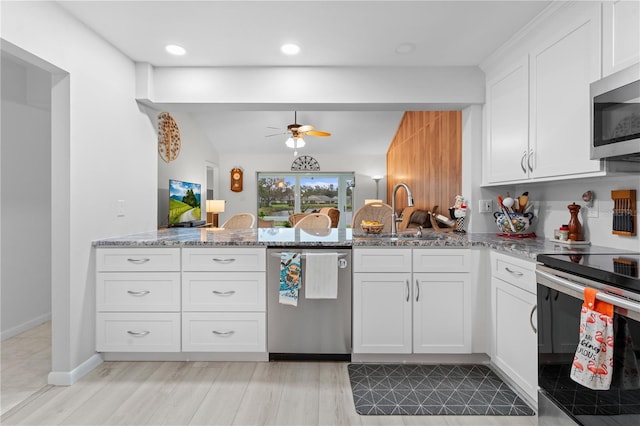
530 4 602 179
603 0 640 76
352 273 412 354
486 56 530 183
413 273 471 354
491 277 538 403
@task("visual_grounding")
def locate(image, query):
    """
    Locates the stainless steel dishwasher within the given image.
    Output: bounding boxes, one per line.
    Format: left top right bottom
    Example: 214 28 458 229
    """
267 247 352 360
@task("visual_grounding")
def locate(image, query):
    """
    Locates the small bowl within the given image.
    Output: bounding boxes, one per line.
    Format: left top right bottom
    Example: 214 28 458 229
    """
494 211 535 234
361 224 384 234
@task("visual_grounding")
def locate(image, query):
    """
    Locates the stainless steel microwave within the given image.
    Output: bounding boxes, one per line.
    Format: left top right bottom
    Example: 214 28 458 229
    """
590 63 640 161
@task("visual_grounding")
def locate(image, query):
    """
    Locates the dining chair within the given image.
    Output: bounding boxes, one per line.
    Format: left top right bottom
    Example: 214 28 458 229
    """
293 213 332 230
319 207 340 228
221 213 256 228
352 202 393 233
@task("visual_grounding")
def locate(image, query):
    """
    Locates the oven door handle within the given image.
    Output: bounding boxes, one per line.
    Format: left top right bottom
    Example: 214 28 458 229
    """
536 269 640 316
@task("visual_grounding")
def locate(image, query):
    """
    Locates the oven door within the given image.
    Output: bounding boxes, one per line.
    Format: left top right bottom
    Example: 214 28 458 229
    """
537 266 640 426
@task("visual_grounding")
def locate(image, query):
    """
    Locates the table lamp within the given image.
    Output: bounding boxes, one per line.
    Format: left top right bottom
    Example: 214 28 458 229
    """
206 199 225 227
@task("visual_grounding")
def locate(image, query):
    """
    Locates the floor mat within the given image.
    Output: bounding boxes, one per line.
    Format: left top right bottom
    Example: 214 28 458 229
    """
348 363 535 416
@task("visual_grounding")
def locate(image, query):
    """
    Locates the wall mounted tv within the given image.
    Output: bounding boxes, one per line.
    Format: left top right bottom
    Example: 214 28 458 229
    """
168 179 203 226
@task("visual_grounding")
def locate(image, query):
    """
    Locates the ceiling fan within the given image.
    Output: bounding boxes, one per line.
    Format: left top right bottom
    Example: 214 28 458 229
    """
266 111 331 154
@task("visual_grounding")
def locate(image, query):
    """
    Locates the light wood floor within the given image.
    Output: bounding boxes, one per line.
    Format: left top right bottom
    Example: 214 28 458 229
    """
1 323 537 425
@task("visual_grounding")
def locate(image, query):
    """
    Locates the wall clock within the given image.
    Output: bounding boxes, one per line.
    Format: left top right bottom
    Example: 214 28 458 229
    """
157 112 181 163
291 155 320 171
230 167 243 192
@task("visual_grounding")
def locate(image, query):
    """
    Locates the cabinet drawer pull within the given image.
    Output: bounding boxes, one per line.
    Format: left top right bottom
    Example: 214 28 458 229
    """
212 330 235 337
127 330 150 336
504 267 524 277
528 149 534 172
406 279 410 302
212 258 236 264
127 290 150 296
415 279 420 302
127 258 150 264
530 305 537 334
520 151 527 174
212 290 236 296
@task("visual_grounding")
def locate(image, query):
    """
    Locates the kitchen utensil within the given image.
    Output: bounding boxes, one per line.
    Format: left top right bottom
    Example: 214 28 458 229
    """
518 192 529 213
502 196 515 211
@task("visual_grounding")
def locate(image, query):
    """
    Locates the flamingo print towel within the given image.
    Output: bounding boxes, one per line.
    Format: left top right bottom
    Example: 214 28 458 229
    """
279 252 302 306
570 287 614 390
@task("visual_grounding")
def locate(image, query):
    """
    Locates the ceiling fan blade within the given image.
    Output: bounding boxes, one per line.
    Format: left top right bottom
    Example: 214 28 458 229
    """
266 126 282 130
265 131 287 137
305 130 331 137
297 124 315 133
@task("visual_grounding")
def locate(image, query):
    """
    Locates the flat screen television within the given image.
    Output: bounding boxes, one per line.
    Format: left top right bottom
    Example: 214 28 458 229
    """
168 179 202 226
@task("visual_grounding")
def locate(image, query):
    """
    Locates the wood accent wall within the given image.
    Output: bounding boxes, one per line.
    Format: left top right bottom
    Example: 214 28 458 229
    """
386 111 462 215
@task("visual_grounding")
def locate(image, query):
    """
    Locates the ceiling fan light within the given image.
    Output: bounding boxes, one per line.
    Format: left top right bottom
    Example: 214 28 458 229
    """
296 137 305 147
285 137 295 148
281 43 301 55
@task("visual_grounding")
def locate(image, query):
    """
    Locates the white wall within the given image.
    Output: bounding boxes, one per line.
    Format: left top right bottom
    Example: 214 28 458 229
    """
157 111 220 228
1 57 52 339
216 153 386 225
2 2 157 383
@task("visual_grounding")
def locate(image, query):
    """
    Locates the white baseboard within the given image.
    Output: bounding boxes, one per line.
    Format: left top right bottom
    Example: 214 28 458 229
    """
0 313 51 341
47 354 103 386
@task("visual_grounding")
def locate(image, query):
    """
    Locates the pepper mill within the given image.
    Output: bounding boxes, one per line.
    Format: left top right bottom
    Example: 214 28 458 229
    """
567 202 583 241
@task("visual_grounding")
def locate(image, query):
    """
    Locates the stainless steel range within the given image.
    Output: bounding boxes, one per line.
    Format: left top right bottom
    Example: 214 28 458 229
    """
536 252 640 426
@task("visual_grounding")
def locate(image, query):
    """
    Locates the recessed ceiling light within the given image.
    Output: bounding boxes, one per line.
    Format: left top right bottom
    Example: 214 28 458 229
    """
395 43 416 54
281 43 301 55
165 44 186 56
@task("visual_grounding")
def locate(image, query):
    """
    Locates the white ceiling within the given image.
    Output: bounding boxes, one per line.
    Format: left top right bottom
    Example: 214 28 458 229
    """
57 0 551 155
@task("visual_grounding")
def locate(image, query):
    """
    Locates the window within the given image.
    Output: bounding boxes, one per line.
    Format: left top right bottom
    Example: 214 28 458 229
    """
257 172 355 227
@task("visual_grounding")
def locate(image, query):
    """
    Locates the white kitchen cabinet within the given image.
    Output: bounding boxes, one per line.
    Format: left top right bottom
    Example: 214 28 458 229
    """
485 56 530 183
96 247 182 352
181 247 266 352
529 3 602 179
490 251 538 403
603 0 640 76
352 272 412 354
352 248 471 354
483 2 605 185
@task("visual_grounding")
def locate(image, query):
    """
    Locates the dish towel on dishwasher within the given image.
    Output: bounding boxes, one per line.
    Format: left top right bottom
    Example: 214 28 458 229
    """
279 252 302 306
304 252 338 299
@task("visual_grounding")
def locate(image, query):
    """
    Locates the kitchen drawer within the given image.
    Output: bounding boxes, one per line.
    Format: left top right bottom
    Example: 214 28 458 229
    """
491 251 536 294
182 312 265 352
96 248 181 272
353 248 412 273
182 248 266 272
412 249 471 273
96 272 180 312
182 272 266 312
96 312 180 352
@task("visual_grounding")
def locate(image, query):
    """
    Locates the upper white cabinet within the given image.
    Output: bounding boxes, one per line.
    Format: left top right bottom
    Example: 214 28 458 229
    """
486 57 530 183
603 0 640 76
483 2 605 184
529 3 602 179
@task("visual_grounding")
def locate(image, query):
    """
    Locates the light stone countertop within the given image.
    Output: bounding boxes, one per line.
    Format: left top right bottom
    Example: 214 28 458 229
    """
93 228 633 261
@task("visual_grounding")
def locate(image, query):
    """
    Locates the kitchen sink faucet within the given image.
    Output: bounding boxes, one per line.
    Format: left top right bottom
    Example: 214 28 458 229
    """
391 183 414 236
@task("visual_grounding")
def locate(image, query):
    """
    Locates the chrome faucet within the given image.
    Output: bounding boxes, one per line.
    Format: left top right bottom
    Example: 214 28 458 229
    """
391 182 414 236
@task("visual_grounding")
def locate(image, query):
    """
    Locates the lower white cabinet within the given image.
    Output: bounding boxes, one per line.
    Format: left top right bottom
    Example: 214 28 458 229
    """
353 248 471 354
96 312 181 352
182 312 265 352
490 251 538 403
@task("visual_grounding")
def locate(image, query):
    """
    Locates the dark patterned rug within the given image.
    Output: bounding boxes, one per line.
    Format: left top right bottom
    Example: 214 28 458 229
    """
348 364 535 416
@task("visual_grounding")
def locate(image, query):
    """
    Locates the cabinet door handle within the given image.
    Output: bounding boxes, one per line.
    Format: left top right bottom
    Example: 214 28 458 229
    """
520 151 528 174
212 330 235 337
529 305 537 334
528 149 534 172
127 258 150 264
212 290 236 296
406 279 410 302
127 330 150 336
504 267 524 277
213 258 236 264
127 290 150 296
415 279 420 302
